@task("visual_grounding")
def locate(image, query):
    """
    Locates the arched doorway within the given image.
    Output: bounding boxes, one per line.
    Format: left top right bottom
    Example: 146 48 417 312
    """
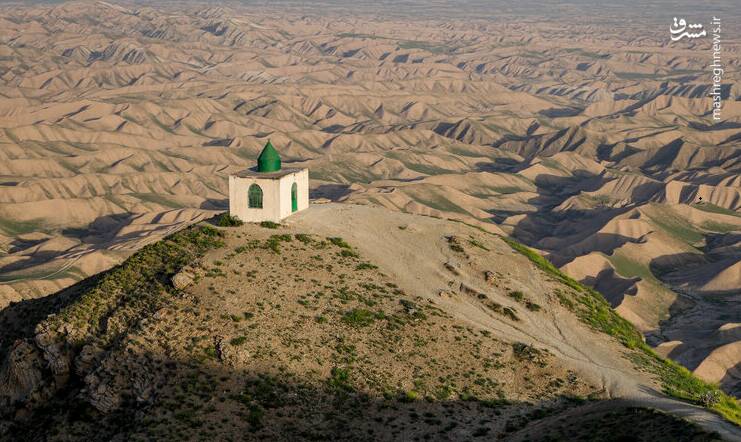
248 184 263 208
291 183 298 212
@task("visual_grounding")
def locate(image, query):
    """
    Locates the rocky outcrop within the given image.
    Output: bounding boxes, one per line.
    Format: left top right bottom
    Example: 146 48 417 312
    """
172 270 195 290
0 341 47 412
33 323 72 381
0 224 224 423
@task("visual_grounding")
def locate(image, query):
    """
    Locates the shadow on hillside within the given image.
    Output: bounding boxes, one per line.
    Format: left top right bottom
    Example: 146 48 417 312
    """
61 214 132 243
652 256 741 389
311 184 353 201
721 363 741 398
649 252 708 281
0 214 134 277
705 232 741 256
578 267 639 308
200 198 228 210
548 232 648 267
511 205 633 248
1 349 721 442
474 158 521 173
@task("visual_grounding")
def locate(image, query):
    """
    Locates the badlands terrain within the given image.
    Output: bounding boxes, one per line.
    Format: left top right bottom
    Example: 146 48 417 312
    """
0 0 739 420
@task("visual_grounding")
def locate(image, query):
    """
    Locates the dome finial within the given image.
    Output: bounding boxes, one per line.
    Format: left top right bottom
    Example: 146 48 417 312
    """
257 139 281 172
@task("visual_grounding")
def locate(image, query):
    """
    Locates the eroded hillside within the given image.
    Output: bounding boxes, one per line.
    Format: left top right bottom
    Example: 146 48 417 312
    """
0 205 736 440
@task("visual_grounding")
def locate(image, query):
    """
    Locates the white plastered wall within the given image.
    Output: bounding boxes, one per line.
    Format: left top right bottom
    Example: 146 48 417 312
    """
229 169 309 223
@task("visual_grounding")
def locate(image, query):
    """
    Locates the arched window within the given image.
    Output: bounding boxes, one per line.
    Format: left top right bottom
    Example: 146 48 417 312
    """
291 182 298 212
248 184 263 208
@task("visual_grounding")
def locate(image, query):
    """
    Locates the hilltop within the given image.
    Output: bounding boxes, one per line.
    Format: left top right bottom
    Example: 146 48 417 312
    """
0 204 737 440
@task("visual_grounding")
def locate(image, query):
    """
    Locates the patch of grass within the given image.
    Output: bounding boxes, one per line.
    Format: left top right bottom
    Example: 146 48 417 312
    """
260 221 280 229
692 203 741 218
355 262 378 270
608 253 656 282
702 221 738 233
47 223 224 347
294 233 313 244
327 367 353 392
265 234 292 254
337 32 386 40
327 237 351 249
467 238 490 251
217 213 243 227
339 249 359 258
0 217 46 236
230 336 247 346
397 40 452 54
203 345 217 359
400 389 420 402
242 375 290 409
646 206 704 244
341 308 377 327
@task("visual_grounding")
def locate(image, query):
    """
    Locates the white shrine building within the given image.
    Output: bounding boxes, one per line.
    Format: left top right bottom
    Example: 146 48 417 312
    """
228 140 309 223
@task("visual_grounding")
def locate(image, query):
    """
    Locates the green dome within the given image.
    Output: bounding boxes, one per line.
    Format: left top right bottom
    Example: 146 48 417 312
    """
257 140 281 172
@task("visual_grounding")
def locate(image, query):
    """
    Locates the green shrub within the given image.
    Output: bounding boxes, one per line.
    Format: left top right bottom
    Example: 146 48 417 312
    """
265 234 292 253
340 249 359 258
355 262 378 270
512 342 547 367
217 213 243 227
341 308 377 327
230 336 247 346
400 390 420 402
508 290 524 302
328 237 351 249
203 345 217 359
328 367 353 392
260 221 280 229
